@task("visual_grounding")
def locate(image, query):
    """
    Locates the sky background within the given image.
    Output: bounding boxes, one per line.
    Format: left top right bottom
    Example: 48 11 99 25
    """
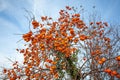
0 0 120 68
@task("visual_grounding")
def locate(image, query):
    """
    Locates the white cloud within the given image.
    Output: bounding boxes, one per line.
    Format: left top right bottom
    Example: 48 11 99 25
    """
0 52 23 69
0 0 34 32
0 0 33 68
0 18 24 68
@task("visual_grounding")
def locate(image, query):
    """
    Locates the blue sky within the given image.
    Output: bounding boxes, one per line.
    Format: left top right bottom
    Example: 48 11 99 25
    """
0 0 120 67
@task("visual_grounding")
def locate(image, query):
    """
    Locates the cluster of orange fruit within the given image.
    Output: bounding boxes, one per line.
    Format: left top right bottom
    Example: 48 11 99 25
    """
104 68 120 78
21 6 89 79
116 56 120 61
22 31 32 42
2 6 120 80
98 57 106 64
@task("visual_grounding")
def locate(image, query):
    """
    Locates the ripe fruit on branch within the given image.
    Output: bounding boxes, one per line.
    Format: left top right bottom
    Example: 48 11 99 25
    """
116 56 120 61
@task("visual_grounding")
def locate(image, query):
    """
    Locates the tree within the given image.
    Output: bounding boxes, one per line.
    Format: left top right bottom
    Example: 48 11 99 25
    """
1 6 120 80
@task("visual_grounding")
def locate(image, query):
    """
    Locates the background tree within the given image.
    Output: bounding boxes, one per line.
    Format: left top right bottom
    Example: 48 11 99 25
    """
1 6 120 80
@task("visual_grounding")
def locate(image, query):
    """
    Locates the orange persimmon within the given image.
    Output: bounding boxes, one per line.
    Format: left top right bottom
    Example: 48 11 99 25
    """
98 60 103 64
111 70 117 75
101 57 106 62
116 56 120 61
32 20 39 29
116 74 120 78
79 34 87 41
104 68 111 73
